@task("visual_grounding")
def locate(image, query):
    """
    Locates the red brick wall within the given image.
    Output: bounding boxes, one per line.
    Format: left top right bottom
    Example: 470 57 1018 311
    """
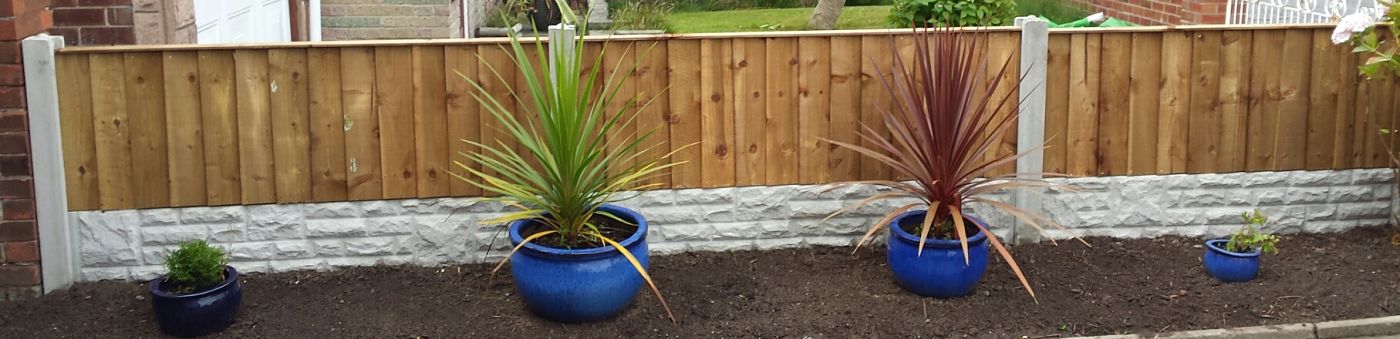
51 0 134 45
0 0 50 300
1070 0 1229 26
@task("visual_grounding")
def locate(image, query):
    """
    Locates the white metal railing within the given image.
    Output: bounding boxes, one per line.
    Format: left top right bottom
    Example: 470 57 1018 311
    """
1225 0 1389 24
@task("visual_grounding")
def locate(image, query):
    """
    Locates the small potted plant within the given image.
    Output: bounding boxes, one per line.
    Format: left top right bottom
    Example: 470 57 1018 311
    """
1203 209 1280 283
822 26 1081 300
148 240 241 337
455 0 677 323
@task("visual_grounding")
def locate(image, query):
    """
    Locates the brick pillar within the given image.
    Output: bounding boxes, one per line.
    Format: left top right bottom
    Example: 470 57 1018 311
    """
0 0 51 300
50 0 134 45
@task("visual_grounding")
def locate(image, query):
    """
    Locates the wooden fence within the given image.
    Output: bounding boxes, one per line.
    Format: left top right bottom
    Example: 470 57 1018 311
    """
53 25 1398 211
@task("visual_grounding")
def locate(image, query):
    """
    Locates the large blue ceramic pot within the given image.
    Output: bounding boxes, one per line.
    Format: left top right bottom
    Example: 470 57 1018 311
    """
1203 239 1261 282
149 266 241 337
508 204 649 323
887 210 990 298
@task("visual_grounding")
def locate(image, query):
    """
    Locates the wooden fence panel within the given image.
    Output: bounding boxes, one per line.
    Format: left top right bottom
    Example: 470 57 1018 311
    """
53 27 1400 211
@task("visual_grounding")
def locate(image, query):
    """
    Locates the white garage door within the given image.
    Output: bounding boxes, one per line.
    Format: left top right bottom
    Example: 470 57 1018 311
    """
194 0 292 44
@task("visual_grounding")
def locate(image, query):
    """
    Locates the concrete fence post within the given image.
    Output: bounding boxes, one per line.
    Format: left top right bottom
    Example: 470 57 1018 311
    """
547 24 578 86
21 34 77 293
1013 17 1049 244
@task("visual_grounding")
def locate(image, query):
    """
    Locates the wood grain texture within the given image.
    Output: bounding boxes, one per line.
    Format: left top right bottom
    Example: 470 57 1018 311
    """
445 45 481 196
828 36 861 182
89 54 135 210
1096 33 1130 176
412 46 449 198
161 51 207 207
341 47 383 200
858 35 892 180
635 41 671 188
764 37 799 185
307 48 348 201
269 48 312 203
1043 34 1070 174
1246 30 1285 171
1157 31 1192 174
669 39 707 188
1126 33 1161 174
734 38 767 185
375 46 417 199
56 54 99 210
1066 33 1100 176
1217 31 1253 172
1275 29 1312 170
697 39 735 188
797 36 831 184
1186 31 1222 174
197 51 241 205
233 49 276 204
1306 29 1341 169
123 52 171 208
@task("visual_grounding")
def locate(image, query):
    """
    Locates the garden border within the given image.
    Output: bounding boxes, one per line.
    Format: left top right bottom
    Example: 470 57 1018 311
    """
1070 315 1400 338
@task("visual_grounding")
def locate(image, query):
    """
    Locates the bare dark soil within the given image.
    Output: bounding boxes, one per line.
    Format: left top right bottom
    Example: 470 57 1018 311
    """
2 227 1397 338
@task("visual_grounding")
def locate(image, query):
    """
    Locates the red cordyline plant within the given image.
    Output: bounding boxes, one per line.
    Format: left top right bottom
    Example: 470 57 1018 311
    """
821 26 1082 300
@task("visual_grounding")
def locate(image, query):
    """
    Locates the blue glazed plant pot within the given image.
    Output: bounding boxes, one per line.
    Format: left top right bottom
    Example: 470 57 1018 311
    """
508 204 649 323
148 266 241 337
887 209 990 298
1203 239 1261 282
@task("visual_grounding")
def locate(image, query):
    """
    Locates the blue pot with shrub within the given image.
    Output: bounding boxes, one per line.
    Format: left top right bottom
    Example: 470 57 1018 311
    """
149 240 241 337
507 204 650 322
1203 209 1279 283
887 210 990 298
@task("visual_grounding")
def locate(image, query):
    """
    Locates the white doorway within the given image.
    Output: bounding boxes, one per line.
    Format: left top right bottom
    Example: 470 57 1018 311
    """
194 0 293 44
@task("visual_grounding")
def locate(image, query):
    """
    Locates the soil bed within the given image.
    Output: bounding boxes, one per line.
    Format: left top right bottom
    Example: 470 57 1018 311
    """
2 227 1397 338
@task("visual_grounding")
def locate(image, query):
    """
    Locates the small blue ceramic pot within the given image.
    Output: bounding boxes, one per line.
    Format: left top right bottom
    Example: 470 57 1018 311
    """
149 266 241 337
887 210 990 298
1203 239 1261 282
508 204 649 323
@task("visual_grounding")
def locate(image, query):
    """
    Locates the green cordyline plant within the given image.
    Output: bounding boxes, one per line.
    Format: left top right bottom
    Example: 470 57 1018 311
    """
821 26 1082 301
453 0 679 321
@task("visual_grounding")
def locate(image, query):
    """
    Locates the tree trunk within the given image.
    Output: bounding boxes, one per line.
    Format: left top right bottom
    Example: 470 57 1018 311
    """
807 0 846 30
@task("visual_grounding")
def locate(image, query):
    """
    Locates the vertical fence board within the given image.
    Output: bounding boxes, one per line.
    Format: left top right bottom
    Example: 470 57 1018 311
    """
56 54 99 210
697 39 739 187
1275 29 1313 170
308 48 348 201
1126 33 1161 174
444 45 481 196
1246 31 1284 171
162 51 207 207
988 32 1020 177
1305 29 1340 169
1066 33 1100 176
269 49 312 203
341 47 383 200
828 36 861 182
1043 34 1070 174
765 37 799 185
1218 31 1253 172
197 51 241 205
798 36 831 184
1350 52 1372 167
1330 39 1358 169
1187 32 1222 173
89 54 135 210
734 38 767 185
233 50 276 204
412 46 449 198
636 41 671 188
1096 33 1131 176
1158 31 1193 174
669 40 707 188
858 35 892 180
123 52 170 208
374 47 417 199
476 44 517 195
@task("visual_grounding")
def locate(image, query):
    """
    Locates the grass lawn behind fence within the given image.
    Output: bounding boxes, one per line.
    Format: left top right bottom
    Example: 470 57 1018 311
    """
666 1 1089 33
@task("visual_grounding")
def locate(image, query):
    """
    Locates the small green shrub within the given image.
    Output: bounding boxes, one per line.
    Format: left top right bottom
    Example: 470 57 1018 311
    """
485 0 530 27
612 0 673 31
1015 0 1087 24
889 0 1018 27
163 240 228 294
1226 209 1280 255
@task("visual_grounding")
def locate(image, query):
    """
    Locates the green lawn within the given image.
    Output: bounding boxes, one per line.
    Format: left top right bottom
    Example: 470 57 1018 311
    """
665 1 1089 33
668 6 895 33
